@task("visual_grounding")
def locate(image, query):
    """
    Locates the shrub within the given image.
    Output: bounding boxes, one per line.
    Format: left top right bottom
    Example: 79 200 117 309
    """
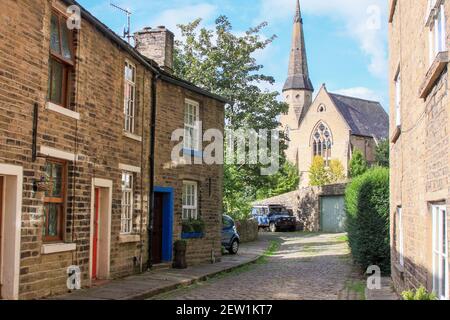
349 149 368 178
345 167 390 274
402 287 437 300
182 218 205 233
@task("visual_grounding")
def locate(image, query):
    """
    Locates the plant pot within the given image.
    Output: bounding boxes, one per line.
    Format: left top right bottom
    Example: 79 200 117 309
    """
172 240 187 269
35 181 54 193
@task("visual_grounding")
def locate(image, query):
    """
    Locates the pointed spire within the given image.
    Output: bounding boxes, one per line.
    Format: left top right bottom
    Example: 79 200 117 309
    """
283 0 313 92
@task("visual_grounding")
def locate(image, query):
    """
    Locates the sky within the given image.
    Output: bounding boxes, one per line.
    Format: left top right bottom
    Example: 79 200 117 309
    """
77 0 389 110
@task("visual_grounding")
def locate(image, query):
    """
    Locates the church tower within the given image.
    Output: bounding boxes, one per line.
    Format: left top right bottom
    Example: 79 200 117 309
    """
280 0 314 131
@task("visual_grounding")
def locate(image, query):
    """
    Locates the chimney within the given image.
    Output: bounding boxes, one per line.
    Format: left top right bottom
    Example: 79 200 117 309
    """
134 26 174 73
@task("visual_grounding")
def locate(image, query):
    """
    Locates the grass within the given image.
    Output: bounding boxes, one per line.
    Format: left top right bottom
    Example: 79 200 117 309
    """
345 280 366 300
152 240 281 300
337 235 349 242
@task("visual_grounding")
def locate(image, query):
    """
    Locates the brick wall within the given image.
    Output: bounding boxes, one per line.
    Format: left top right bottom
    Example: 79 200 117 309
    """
389 0 449 296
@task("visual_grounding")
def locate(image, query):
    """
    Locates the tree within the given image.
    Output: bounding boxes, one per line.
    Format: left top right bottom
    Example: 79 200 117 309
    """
174 17 291 219
256 162 300 200
328 159 346 183
375 139 390 167
309 156 329 186
349 149 368 178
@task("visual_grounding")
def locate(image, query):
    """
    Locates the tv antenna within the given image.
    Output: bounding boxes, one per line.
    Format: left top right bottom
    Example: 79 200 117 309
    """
110 2 132 43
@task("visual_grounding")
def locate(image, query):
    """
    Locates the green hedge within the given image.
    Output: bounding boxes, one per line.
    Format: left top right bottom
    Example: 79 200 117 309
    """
345 167 390 274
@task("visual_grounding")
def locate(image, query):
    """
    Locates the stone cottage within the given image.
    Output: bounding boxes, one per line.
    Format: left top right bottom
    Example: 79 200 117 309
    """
389 0 449 300
0 0 225 299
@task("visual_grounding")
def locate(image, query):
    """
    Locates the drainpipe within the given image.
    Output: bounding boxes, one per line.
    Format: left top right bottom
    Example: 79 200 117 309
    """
147 72 160 270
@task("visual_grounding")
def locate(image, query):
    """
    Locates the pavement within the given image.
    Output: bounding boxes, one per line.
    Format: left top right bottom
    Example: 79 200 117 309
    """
51 236 270 300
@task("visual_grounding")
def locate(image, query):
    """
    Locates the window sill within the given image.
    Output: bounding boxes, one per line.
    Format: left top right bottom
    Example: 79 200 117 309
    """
119 234 141 244
419 51 449 99
41 243 76 255
46 102 80 120
182 148 203 159
123 131 142 142
391 125 401 144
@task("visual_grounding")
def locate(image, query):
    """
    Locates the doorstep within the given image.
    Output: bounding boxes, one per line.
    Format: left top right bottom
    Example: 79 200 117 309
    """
50 237 269 300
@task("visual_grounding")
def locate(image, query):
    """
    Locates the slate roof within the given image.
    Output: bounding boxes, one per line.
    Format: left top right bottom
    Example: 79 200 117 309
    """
329 93 389 139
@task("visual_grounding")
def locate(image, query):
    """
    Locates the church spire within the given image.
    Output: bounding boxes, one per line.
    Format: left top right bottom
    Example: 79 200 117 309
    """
283 0 314 92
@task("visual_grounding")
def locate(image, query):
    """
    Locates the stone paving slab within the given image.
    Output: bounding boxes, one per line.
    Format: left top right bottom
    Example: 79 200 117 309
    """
366 277 399 300
51 237 269 300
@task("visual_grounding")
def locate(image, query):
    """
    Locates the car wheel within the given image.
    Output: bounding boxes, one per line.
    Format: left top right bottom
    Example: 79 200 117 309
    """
229 239 239 255
269 223 277 233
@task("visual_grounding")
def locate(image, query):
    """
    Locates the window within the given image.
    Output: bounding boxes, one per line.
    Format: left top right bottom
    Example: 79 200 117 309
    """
43 160 66 242
184 99 200 150
223 216 234 229
182 181 198 220
318 104 326 113
432 204 448 300
428 2 447 66
395 70 401 127
312 122 333 165
48 11 74 108
124 61 136 133
396 207 404 267
121 172 134 234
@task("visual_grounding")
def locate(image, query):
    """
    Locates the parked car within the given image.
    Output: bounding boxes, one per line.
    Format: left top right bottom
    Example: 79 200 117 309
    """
251 205 291 230
222 215 240 254
267 211 297 232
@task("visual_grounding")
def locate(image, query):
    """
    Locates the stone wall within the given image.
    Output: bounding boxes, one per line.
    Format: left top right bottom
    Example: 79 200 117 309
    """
236 219 259 243
388 0 449 296
255 183 347 232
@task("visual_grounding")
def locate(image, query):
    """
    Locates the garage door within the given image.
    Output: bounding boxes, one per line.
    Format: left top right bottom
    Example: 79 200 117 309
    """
320 196 346 233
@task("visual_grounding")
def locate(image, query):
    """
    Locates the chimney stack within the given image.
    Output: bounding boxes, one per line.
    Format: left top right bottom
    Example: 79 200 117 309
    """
134 26 174 73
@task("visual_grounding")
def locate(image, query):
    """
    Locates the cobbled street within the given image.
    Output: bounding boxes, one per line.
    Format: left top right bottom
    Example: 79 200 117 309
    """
153 232 363 300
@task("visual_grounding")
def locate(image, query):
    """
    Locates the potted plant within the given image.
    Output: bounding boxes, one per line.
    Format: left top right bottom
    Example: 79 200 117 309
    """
181 218 205 239
34 173 53 193
172 240 188 269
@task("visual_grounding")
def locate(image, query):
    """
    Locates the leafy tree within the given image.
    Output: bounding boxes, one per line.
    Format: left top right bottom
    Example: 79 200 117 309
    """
328 159 346 184
174 17 292 219
309 156 329 186
256 162 300 200
349 149 368 178
375 139 390 167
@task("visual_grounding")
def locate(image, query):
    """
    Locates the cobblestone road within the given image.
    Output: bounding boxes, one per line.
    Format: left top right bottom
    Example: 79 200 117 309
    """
153 232 362 300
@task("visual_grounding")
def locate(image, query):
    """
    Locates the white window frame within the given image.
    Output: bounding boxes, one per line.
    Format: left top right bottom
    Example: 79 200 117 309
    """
124 61 136 134
432 204 448 300
121 172 134 234
182 181 198 220
395 69 401 127
184 99 200 151
428 3 447 66
397 207 404 267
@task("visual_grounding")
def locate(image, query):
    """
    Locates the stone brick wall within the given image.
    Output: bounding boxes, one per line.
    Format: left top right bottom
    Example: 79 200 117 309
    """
0 0 224 299
389 0 449 296
255 183 347 232
236 219 259 243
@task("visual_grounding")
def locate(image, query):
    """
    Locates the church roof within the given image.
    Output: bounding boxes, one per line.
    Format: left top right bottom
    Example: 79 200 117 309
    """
283 0 314 92
329 93 389 139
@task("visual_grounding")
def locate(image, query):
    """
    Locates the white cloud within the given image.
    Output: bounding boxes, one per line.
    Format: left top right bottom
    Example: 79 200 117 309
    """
258 0 388 79
332 86 382 102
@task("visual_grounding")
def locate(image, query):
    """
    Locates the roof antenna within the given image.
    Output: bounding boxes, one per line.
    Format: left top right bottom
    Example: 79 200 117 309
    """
110 2 132 43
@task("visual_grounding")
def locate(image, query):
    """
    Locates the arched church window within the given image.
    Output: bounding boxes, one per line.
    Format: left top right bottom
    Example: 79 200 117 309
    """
312 121 333 166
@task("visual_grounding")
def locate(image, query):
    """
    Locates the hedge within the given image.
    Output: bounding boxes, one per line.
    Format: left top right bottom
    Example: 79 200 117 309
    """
345 167 390 274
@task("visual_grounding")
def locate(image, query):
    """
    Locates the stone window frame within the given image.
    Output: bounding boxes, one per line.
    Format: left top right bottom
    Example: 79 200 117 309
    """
182 180 198 220
120 171 134 234
311 121 333 166
124 60 137 134
432 204 449 300
47 9 75 110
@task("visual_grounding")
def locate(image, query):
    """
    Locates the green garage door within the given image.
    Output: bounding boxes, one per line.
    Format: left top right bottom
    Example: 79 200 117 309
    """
320 196 346 233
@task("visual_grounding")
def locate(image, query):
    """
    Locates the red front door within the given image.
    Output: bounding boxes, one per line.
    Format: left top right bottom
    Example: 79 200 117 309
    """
92 188 100 280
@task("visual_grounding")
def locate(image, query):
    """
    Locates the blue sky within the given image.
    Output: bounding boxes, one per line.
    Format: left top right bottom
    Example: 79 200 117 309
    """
77 0 389 109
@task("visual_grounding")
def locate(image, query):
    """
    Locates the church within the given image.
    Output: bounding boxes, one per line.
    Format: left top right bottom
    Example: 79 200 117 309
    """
281 0 389 187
